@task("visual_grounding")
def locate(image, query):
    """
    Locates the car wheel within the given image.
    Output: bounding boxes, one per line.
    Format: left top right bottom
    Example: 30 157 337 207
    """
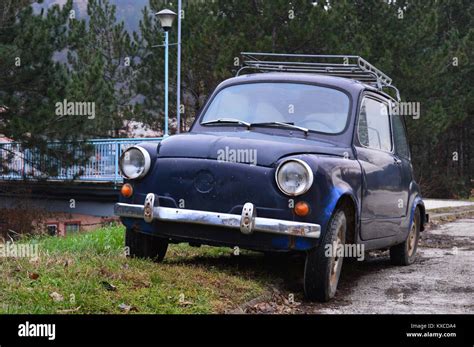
304 207 347 302
390 208 420 266
125 229 168 263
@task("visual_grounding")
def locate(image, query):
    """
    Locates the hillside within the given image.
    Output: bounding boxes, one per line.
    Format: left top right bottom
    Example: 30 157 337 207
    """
33 0 149 33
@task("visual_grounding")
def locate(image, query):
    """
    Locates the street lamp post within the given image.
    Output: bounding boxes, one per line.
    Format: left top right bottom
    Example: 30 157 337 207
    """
156 9 177 138
177 0 182 134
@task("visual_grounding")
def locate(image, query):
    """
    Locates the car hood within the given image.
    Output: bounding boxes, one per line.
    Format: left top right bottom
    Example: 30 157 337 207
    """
156 131 351 167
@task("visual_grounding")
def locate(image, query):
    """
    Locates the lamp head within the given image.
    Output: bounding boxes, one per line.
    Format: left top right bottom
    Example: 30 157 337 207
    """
156 9 177 32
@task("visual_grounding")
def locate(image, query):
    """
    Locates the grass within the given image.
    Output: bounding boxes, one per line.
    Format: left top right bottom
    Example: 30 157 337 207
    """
0 226 275 314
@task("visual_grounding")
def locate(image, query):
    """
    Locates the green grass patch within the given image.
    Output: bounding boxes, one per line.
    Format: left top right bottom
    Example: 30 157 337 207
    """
0 226 274 314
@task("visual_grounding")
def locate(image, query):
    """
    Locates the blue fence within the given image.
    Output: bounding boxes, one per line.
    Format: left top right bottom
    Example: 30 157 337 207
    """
0 138 162 184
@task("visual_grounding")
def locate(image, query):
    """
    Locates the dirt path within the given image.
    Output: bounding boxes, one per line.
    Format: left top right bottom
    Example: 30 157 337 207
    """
240 218 474 314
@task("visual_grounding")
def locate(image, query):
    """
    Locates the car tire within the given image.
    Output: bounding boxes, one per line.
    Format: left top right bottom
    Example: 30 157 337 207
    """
304 207 347 302
390 208 420 266
125 229 168 263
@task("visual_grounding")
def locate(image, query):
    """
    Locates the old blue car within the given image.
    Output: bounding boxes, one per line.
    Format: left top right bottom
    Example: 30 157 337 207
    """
115 53 428 302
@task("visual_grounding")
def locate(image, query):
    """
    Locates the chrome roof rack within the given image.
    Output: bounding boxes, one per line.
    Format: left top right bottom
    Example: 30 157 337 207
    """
237 52 400 101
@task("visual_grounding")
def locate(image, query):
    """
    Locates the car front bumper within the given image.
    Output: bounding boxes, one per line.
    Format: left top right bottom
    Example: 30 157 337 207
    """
115 193 321 239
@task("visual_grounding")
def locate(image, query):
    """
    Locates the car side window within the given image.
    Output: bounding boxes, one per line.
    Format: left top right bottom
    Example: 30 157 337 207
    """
391 113 410 159
358 97 392 152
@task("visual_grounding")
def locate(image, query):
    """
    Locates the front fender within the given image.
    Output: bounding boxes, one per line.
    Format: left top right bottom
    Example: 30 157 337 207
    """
288 155 362 240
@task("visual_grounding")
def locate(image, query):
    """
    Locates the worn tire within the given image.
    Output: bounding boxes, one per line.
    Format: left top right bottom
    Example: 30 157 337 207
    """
390 208 420 266
304 207 347 302
125 229 168 263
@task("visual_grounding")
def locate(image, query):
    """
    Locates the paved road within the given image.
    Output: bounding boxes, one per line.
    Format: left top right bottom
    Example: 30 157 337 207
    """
424 199 474 210
242 217 474 314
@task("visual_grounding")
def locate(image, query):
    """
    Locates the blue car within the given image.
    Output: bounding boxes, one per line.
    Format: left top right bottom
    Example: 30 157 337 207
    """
115 53 428 302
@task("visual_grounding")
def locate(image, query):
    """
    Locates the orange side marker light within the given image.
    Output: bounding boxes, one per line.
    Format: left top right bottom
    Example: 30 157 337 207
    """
294 201 310 217
121 183 133 198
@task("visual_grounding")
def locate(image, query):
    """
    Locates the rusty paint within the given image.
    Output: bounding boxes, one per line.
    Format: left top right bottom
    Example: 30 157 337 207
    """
289 235 296 250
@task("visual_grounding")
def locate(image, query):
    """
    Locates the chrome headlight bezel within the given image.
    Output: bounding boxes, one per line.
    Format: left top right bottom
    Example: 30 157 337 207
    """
119 146 151 180
275 158 314 197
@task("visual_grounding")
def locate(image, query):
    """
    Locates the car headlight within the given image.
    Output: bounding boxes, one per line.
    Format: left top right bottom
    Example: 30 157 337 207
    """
119 146 151 180
275 159 314 196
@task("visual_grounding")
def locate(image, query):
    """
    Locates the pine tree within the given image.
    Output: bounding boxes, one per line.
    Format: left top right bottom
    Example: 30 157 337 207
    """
65 0 140 138
0 1 74 177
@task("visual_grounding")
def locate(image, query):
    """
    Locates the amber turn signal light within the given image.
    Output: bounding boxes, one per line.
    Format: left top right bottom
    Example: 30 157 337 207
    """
121 183 133 198
294 201 310 217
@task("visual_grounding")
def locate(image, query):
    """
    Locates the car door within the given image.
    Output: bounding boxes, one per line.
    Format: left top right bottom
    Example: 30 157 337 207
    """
355 93 406 240
390 110 412 219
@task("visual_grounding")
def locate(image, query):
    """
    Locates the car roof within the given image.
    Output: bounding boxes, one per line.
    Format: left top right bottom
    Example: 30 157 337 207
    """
218 72 395 101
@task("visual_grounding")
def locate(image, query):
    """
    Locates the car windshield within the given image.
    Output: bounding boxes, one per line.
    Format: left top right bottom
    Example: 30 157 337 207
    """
200 82 350 134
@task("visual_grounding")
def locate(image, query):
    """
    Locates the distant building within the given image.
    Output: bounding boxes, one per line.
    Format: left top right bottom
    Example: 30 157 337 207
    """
43 213 117 237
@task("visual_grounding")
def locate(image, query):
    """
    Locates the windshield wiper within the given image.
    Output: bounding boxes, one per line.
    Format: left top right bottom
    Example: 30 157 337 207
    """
251 122 309 135
201 118 251 129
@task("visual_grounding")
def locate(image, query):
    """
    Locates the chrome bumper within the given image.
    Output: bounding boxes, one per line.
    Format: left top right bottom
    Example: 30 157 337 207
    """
115 193 321 239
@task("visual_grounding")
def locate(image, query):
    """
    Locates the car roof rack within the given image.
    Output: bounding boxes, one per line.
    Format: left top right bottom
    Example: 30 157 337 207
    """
237 52 400 101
